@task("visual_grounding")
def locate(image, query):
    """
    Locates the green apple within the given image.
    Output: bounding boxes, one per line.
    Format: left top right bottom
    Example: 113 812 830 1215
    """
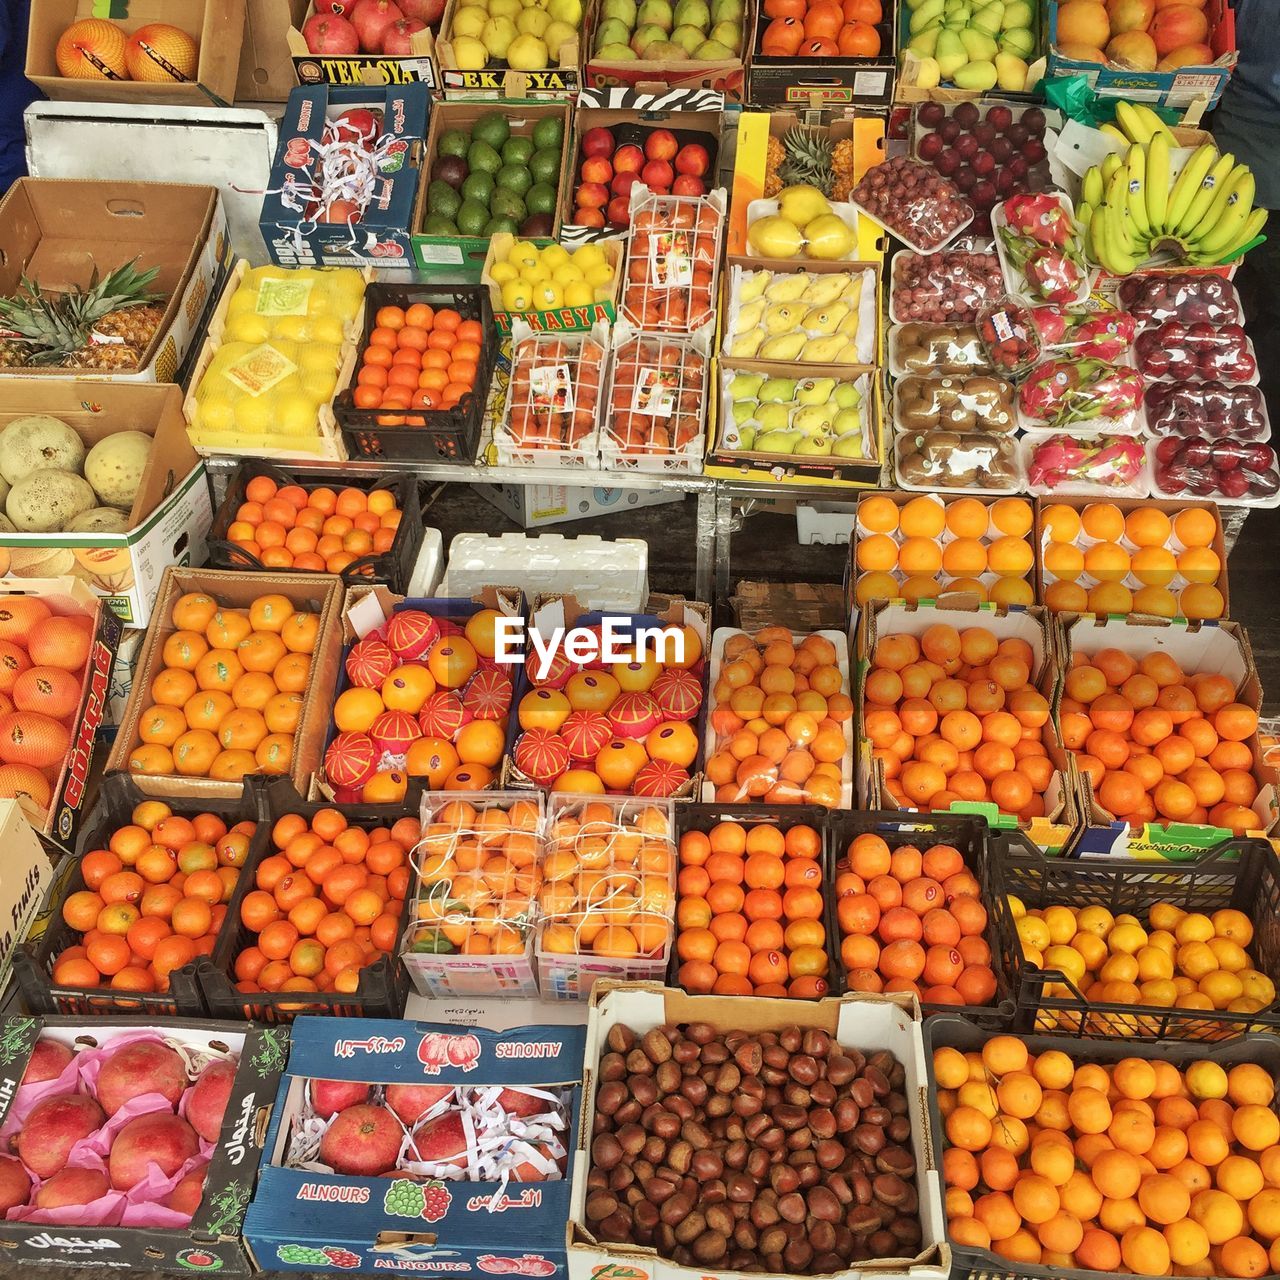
481 15 518 55
669 24 703 53
756 403 792 431
517 8 552 35
834 383 861 409
602 0 637 23
452 5 489 37
710 20 741 50
595 17 630 45
507 32 550 67
636 0 673 30
729 373 764 399
759 378 795 402
796 377 836 405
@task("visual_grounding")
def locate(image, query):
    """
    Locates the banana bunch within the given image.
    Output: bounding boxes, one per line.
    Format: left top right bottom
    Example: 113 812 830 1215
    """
1099 101 1178 149
1077 130 1266 276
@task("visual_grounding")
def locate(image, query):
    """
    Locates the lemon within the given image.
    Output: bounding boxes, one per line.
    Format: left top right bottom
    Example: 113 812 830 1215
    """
521 261 550 287
490 261 519 286
572 244 605 270
564 281 594 308
585 262 614 288
299 343 339 374
198 395 236 432
507 240 540 271
540 244 570 271
502 280 534 311
532 281 563 310
224 314 272 344
311 315 345 345
552 263 584 287
226 291 258 320
234 397 275 433
275 316 314 342
276 393 320 435
301 369 337 402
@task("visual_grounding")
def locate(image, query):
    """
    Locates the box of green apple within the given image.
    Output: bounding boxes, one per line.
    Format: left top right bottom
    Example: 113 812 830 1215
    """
435 0 584 97
896 0 1040 101
410 101 571 279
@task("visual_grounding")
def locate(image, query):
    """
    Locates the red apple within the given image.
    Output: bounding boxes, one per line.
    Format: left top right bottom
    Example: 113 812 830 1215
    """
577 182 609 210
672 173 705 197
582 127 615 159
674 143 709 177
400 0 445 24
575 208 606 227
640 159 673 191
303 12 360 53
580 155 613 184
351 0 404 52
607 196 631 227
611 171 640 199
613 144 645 174
382 16 426 52
644 129 678 162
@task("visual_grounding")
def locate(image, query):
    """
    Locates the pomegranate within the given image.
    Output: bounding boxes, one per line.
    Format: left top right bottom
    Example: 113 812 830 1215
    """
408 1111 468 1168
495 1088 547 1119
401 0 446 25
0 1155 30 1213
164 1162 208 1218
385 1084 451 1127
311 1079 372 1118
351 0 405 52
109 1113 199 1191
320 1104 402 1176
22 1038 73 1085
383 17 427 53
302 12 360 55
188 1059 236 1143
97 1040 187 1116
35 1167 109 1210
16 1094 105 1178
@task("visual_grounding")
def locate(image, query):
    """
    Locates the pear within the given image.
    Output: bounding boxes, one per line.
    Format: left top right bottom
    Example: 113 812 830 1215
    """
834 383 862 409
777 185 831 229
729 373 765 399
736 426 756 451
838 310 862 337
712 0 743 19
954 59 998 90
832 431 866 458
802 334 846 363
804 274 848 307
908 28 940 56
764 302 803 335
995 51 1028 91
672 0 709 25
796 377 836 405
734 299 766 334
738 271 768 303
912 54 942 87
755 429 802 454
764 273 808 302
760 333 807 361
731 400 754 425
693 38 733 57
728 328 765 358
756 403 792 431
1002 0 1031 26
748 215 804 259
999 26 1034 57
959 28 997 60
842 276 865 308
834 407 863 434
710 20 742 50
934 28 966 79
759 378 796 402
793 403 836 435
803 303 849 335
670 24 704 53
835 340 863 363
972 0 1005 34
794 435 833 456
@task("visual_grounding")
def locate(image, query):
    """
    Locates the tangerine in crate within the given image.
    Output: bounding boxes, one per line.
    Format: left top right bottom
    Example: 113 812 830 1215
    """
620 192 721 334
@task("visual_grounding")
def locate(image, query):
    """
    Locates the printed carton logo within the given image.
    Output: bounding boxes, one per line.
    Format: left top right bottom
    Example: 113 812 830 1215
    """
416 1032 481 1074
335 1034 406 1059
478 1256 556 1275
283 138 312 168
176 1247 225 1270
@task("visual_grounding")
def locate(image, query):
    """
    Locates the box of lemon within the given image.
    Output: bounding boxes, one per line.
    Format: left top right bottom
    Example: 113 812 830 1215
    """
481 234 622 334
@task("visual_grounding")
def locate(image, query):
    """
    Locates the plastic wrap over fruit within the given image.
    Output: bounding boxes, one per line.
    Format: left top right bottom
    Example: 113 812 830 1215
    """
1145 381 1270 442
1152 434 1280 504
895 430 1020 491
1026 433 1145 493
995 192 1090 306
977 295 1041 376
1031 306 1136 361
890 322 990 377
1118 272 1243 326
1134 321 1259 383
890 243 1003 324
851 155 973 253
894 374 1017 433
1018 358 1144 429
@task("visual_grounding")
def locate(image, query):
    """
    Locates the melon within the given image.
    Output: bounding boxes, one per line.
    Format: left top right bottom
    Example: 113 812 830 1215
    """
64 506 130 535
84 431 151 510
6 470 95 533
0 417 85 485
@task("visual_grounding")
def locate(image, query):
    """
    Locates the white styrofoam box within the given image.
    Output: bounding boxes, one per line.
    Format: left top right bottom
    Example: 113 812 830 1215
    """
408 526 444 599
441 532 649 614
475 482 684 529
796 501 860 545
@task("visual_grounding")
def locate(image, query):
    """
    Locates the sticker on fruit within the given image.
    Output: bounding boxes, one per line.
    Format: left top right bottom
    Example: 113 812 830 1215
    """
243 1017 583 1275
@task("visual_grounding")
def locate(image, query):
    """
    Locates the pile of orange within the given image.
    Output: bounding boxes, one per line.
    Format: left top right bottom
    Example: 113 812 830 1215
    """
834 830 999 1006
759 0 882 57
674 819 829 999
232 807 416 998
224 474 402 575
1041 502 1225 620
127 591 318 782
938 1034 1280 1278
855 494 1035 608
704 626 852 809
862 620 1055 825
352 303 484 426
53 800 254 996
537 800 675 962
411 796 542 957
1060 643 1260 834
1011 899 1276 1032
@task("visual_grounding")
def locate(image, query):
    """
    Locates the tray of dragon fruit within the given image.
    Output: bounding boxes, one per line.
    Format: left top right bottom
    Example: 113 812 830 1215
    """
991 192 1093 309
1016 355 1146 435
1021 432 1151 498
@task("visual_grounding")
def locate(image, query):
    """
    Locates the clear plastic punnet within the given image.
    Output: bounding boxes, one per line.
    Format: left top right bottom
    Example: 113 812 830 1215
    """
893 373 1018 434
851 154 974 253
1030 306 1136 361
894 429 1022 494
1134 320 1260 384
1018 357 1145 433
1150 435 1280 507
976 294 1042 378
890 240 1003 324
888 322 991 377
1023 433 1150 497
1119 271 1244 326
1145 380 1271 442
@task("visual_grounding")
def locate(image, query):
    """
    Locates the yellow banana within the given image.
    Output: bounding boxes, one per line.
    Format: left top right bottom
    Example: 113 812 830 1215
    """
1101 152 1123 186
1114 101 1151 145
1126 144 1150 240
1135 104 1178 144
1164 144 1219 233
1146 132 1170 233
1096 201 1139 276
1172 151 1237 238
1100 122 1131 147
1194 171 1256 258
1185 159 1250 242
1082 165 1105 208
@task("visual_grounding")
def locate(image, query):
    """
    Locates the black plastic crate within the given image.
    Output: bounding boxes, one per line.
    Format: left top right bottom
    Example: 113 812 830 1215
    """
332 283 495 463
998 829 1280 1041
667 803 831 997
826 811 1020 1028
200 777 416 1023
927 1014 1280 1280
14 773 268 1017
206 461 424 592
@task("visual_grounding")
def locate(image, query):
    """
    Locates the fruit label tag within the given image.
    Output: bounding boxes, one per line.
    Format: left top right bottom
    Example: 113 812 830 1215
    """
990 310 1016 344
650 233 693 288
224 344 299 397
529 363 574 415
256 277 315 316
631 366 676 416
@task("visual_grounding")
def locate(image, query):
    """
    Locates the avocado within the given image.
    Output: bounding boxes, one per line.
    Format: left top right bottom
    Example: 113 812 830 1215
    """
427 181 462 219
438 129 471 159
472 113 510 152
456 199 491 237
496 164 534 197
467 139 502 176
461 171 495 206
531 116 564 153
490 188 527 223
525 182 557 216
422 213 460 236
502 137 535 167
484 216 520 236
529 147 561 187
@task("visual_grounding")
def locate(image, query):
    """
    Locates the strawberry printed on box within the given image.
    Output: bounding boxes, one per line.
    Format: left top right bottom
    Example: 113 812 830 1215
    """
244 1016 583 1276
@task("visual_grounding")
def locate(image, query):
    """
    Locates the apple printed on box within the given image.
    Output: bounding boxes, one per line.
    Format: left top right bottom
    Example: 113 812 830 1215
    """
0 1015 288 1276
243 1016 585 1276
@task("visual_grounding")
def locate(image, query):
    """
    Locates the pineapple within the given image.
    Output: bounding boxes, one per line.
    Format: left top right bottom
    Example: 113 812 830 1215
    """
832 174 856 203
764 135 785 198
0 340 29 369
779 128 835 196
832 139 858 178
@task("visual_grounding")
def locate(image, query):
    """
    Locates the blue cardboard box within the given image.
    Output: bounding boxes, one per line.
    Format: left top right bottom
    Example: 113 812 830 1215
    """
244 1016 584 1275
261 84 430 269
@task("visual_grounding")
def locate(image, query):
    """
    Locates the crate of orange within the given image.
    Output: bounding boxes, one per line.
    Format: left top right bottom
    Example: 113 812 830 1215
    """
669 803 834 999
206 462 424 593
106 567 344 802
200 777 418 1022
333 283 497 464
928 1019 1280 1280
14 773 267 1018
826 810 1021 1026
856 598 1078 855
1057 613 1279 859
322 585 526 804
701 624 854 809
401 791 544 999
534 793 677 1000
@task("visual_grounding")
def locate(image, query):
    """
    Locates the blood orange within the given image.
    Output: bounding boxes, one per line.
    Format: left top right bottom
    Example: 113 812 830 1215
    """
0 712 70 769
12 667 81 721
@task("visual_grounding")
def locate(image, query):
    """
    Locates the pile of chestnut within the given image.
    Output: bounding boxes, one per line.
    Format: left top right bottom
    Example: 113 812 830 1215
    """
582 1021 923 1275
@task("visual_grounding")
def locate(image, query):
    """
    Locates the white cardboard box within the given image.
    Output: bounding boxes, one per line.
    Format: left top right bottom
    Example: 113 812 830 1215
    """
476 482 685 529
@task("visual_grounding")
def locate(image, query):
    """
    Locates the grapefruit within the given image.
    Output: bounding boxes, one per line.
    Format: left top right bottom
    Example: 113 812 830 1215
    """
124 23 199 82
56 19 129 80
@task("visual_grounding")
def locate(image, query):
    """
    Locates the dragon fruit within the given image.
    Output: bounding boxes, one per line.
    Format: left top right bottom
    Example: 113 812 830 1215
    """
1002 194 1075 248
999 193 1090 305
1032 308 1136 361
1019 357 1144 428
1027 433 1146 492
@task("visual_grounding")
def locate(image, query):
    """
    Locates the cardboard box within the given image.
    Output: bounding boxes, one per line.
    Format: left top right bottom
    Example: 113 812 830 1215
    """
0 180 227 384
482 234 623 335
25 0 247 107
0 1015 289 1274
411 100 572 278
287 0 438 89
1058 613 1280 859
105 567 344 801
1046 0 1236 110
855 599 1078 854
244 1015 584 1275
0 578 120 851
239 0 310 102
0 802 55 1002
567 985 948 1280
260 84 430 270
436 0 579 99
476 481 685 527
750 9 895 107
0 381 210 628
